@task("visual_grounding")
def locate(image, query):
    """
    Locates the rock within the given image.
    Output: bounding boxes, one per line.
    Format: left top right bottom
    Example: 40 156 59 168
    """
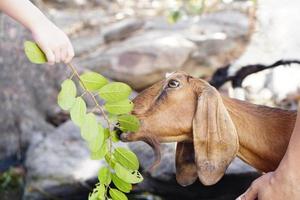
72 33 104 56
130 142 177 181
43 0 88 7
0 14 66 162
79 31 197 90
182 10 250 76
135 172 259 200
102 18 144 43
130 142 256 181
130 142 259 200
76 10 250 91
23 121 103 200
23 119 130 200
49 9 106 35
145 10 249 37
24 120 258 200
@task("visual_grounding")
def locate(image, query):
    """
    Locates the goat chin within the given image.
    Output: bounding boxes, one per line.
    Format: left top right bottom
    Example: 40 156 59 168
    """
142 136 162 172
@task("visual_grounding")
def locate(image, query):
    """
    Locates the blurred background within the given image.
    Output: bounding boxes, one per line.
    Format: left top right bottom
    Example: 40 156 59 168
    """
0 0 300 199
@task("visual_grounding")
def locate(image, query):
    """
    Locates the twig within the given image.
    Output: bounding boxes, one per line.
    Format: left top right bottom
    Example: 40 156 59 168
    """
66 63 111 129
66 62 114 199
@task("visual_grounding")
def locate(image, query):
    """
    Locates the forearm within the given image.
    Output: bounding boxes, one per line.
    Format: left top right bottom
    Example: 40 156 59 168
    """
278 103 300 174
0 0 74 64
0 0 51 32
238 103 300 200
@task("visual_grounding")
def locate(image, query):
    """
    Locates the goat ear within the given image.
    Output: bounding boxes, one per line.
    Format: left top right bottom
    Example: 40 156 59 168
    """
193 85 239 186
175 141 198 187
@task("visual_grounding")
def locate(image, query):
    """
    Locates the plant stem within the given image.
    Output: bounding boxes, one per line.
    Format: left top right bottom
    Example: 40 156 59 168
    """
66 62 114 200
66 62 111 129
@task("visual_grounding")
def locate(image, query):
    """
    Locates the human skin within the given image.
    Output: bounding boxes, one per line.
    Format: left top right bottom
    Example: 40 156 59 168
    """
0 0 74 64
237 103 300 200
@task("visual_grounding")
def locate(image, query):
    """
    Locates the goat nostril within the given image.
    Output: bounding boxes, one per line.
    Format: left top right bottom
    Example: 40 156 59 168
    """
120 133 128 142
113 125 123 140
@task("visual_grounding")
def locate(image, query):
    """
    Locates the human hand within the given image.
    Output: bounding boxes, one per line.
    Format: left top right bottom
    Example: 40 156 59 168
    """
31 21 74 65
236 169 300 200
0 0 74 65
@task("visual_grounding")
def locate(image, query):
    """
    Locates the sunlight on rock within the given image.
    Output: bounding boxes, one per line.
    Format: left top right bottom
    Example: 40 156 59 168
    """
72 159 103 180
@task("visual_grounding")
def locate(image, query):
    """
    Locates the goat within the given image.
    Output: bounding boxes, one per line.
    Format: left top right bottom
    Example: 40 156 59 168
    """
120 71 297 187
209 59 300 89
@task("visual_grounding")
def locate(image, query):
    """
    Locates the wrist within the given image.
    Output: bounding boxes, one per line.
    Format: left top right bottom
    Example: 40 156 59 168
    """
28 16 53 33
276 149 300 180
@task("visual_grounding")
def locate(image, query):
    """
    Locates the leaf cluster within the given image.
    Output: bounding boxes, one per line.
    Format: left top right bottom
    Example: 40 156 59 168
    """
24 41 143 200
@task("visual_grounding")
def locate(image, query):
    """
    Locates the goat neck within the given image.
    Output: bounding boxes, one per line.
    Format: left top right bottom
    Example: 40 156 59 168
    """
223 97 297 172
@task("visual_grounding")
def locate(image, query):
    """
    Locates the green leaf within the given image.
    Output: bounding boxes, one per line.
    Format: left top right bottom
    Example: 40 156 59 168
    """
90 141 108 160
80 72 108 91
98 167 111 186
111 131 119 143
167 10 182 24
87 124 104 152
115 163 143 184
99 82 132 103
104 100 133 115
113 147 139 170
97 184 105 200
109 188 128 200
80 113 98 141
88 183 105 200
112 173 132 193
104 128 110 140
88 191 98 200
24 41 47 64
105 154 116 169
108 114 118 122
118 114 140 132
57 79 77 110
70 97 87 126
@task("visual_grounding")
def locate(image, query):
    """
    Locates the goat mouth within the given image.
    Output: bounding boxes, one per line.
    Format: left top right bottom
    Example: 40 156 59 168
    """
142 136 162 172
116 128 162 172
119 133 131 142
114 126 128 141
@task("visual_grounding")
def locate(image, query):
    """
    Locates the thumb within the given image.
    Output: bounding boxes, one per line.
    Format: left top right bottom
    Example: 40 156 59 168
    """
236 180 260 200
38 44 55 65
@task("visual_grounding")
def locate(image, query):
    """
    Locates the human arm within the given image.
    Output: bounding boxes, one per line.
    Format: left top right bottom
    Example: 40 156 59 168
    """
0 0 74 64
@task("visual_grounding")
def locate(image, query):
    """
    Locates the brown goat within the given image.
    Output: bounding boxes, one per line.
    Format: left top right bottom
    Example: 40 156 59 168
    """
120 71 297 187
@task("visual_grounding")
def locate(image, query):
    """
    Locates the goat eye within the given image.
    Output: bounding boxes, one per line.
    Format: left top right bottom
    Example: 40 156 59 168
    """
167 79 180 88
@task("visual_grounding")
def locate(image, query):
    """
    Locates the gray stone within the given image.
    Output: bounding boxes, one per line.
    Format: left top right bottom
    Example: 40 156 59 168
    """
102 18 144 43
72 33 104 56
42 0 88 7
130 142 256 182
23 121 104 200
23 119 258 200
145 10 249 37
0 14 65 161
79 31 197 90
48 9 106 35
23 118 130 200
130 142 177 181
77 10 250 91
130 141 259 200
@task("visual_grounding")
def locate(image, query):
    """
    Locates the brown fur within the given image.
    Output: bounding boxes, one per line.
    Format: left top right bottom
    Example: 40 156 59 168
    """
120 72 297 186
